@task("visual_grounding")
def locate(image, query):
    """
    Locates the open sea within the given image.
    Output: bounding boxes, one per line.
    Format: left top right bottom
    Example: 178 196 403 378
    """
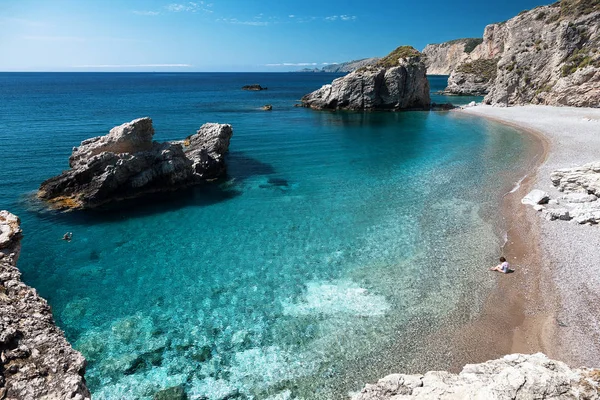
0 73 535 399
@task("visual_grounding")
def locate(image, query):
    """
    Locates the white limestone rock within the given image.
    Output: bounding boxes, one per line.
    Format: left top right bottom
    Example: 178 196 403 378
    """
521 189 550 206
352 353 600 400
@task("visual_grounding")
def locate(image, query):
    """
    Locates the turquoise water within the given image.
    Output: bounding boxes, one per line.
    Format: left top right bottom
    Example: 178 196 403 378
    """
0 73 532 399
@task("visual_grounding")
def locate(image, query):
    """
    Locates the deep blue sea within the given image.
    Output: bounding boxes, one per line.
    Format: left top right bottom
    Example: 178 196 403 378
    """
0 73 534 399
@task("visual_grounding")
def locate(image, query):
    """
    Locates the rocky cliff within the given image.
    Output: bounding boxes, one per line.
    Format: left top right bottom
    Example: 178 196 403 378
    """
321 58 380 73
38 117 233 210
443 0 600 105
301 46 430 111
422 38 483 75
0 211 90 400
353 353 600 399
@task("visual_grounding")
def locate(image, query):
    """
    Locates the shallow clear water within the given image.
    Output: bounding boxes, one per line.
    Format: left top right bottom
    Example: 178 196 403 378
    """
0 73 530 399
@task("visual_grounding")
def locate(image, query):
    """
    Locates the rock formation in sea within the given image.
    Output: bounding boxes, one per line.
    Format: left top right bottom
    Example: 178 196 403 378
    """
353 353 600 399
440 0 600 105
0 211 90 400
301 46 430 111
242 84 267 91
38 117 233 210
422 38 483 75
523 161 600 224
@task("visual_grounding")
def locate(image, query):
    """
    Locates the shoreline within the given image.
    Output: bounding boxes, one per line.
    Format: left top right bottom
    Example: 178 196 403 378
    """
457 104 600 369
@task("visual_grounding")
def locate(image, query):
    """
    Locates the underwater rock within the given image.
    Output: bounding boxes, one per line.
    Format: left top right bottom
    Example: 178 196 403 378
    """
0 211 90 399
38 117 233 210
154 385 188 400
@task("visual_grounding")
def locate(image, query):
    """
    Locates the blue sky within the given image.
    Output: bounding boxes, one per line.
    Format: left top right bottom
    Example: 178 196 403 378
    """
1 0 555 72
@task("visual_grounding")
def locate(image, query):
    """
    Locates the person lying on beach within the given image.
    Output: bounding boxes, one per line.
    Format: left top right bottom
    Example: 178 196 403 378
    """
490 257 509 273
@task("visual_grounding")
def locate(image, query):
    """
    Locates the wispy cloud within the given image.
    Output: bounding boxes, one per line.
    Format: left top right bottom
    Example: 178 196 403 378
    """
325 15 357 21
73 64 192 68
23 35 86 42
216 18 269 26
165 1 213 13
132 10 160 16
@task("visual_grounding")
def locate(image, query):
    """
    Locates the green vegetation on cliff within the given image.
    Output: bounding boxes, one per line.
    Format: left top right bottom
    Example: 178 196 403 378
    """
456 59 499 81
375 46 421 68
556 0 600 18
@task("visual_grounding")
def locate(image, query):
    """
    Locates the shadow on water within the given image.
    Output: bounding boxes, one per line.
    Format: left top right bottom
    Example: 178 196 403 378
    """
26 151 277 225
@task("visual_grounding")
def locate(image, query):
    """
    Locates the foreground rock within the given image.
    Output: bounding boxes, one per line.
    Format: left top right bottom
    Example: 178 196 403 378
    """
523 161 600 224
440 0 600 105
301 46 430 111
38 117 233 210
0 211 90 399
353 353 600 399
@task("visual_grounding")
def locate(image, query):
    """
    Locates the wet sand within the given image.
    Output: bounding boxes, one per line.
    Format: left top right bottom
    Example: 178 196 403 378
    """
457 105 600 369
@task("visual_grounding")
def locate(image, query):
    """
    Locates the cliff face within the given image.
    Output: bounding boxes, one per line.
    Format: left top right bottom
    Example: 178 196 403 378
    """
322 58 380 73
444 0 600 106
353 353 600 400
422 38 483 75
302 47 430 111
38 118 233 210
483 1 600 106
0 211 90 400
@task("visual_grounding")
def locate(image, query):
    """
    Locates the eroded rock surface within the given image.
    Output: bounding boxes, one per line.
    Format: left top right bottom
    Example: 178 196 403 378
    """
353 353 600 400
523 161 600 224
302 47 430 111
38 117 233 210
422 38 483 75
0 211 90 400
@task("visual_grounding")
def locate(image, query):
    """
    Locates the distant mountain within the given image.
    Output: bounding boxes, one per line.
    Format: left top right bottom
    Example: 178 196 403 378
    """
321 58 380 73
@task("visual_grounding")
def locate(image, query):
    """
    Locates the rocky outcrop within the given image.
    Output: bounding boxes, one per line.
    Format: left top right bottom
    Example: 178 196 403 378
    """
523 161 600 224
301 47 430 111
442 0 600 105
422 38 483 75
443 59 498 96
353 353 600 399
321 58 380 73
242 84 267 91
0 211 90 400
38 117 233 210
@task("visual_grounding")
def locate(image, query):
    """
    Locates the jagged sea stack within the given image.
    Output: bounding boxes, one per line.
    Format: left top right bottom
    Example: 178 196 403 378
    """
38 117 233 210
301 46 430 111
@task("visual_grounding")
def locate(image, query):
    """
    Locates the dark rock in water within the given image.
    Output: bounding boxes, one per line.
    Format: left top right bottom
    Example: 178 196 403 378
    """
431 102 457 111
0 211 90 399
262 104 273 111
267 177 289 187
89 250 100 261
301 46 430 111
153 385 187 400
242 84 267 91
37 117 233 210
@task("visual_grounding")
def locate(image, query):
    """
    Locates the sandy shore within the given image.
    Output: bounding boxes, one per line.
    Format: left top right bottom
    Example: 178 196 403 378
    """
459 104 600 368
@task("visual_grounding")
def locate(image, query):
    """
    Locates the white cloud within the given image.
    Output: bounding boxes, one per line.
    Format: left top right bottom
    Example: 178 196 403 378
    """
72 64 192 68
288 15 295 18
165 2 212 13
325 15 357 21
132 10 160 16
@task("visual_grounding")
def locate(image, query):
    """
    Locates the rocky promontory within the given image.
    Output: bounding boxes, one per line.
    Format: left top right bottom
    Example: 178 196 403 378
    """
353 353 600 399
38 117 233 210
301 46 430 111
0 211 90 399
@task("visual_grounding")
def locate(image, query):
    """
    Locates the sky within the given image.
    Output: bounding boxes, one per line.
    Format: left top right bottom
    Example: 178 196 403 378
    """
0 0 556 72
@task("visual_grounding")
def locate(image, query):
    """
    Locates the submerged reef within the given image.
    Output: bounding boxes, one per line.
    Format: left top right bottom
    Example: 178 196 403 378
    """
0 211 90 399
38 117 233 210
301 46 430 111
